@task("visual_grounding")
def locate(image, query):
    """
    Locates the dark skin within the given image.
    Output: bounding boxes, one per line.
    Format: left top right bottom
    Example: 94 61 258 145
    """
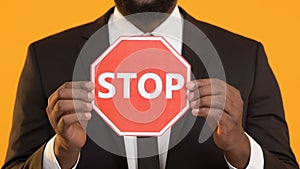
47 82 94 168
47 1 250 168
186 79 250 168
114 0 177 32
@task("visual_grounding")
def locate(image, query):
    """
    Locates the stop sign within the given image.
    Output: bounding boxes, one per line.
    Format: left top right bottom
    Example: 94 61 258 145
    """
91 36 191 136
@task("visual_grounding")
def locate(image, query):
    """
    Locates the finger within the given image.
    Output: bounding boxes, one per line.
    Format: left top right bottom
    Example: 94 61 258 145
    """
186 79 222 90
187 90 200 101
77 112 92 130
62 81 94 91
52 100 93 123
186 78 228 91
187 85 226 102
190 95 227 110
186 79 214 90
56 88 94 102
196 95 242 118
48 81 94 109
57 113 92 130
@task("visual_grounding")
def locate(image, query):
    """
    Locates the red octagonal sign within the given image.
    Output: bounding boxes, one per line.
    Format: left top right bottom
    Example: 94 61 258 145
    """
91 36 191 136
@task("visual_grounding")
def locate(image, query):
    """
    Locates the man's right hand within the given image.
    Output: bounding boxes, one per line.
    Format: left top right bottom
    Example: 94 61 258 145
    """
46 81 94 169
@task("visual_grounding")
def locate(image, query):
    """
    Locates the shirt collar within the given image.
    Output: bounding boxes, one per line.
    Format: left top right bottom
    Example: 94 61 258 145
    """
108 6 183 53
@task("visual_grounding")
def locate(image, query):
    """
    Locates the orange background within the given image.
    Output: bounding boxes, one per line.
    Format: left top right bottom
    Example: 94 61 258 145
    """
0 0 299 165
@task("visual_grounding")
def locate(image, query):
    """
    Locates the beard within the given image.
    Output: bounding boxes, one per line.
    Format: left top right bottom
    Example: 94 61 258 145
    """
114 0 177 15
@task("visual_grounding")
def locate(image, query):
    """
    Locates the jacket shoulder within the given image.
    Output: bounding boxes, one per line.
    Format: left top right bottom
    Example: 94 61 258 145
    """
194 19 259 48
31 7 114 48
30 21 95 48
180 7 259 47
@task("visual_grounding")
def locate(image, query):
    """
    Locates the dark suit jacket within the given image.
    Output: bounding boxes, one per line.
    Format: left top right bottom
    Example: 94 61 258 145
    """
2 7 299 169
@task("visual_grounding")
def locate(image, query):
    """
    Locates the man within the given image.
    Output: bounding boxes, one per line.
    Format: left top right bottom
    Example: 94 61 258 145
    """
2 0 299 169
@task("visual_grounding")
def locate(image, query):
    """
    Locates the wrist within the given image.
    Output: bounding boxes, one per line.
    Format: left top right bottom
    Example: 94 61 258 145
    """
55 135 81 153
54 136 81 169
224 132 251 168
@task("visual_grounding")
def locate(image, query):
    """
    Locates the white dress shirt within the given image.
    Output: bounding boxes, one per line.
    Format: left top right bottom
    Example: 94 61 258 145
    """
43 6 264 169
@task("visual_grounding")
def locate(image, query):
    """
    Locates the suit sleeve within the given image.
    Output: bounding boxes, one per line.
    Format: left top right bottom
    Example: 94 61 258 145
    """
2 44 53 169
245 43 299 169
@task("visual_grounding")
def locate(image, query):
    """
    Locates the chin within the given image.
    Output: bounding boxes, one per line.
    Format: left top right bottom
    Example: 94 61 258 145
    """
114 0 177 15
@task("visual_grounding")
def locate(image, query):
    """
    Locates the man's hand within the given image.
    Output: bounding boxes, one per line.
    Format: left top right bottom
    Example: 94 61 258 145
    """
186 79 250 168
46 81 94 169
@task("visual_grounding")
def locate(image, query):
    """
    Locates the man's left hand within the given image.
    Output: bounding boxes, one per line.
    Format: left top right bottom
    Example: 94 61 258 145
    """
186 79 250 168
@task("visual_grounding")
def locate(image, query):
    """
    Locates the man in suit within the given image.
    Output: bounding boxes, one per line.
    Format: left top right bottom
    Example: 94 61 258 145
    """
2 0 299 168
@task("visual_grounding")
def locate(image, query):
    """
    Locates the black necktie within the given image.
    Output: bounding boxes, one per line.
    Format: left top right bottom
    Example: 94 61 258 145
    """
137 137 160 169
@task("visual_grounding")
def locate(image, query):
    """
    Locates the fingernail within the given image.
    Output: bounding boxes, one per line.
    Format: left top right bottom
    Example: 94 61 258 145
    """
85 113 92 119
192 109 199 116
88 92 94 100
186 82 195 90
187 92 194 101
85 82 94 89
